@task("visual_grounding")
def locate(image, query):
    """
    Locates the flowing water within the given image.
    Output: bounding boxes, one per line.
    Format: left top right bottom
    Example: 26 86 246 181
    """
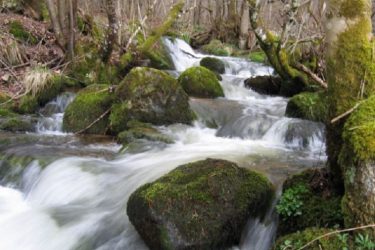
0 38 326 250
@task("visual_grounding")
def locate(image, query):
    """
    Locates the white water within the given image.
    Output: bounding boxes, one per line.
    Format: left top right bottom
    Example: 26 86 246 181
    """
0 38 326 250
36 93 76 135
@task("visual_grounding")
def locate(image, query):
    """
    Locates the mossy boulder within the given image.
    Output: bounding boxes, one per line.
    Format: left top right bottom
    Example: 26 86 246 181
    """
244 75 283 96
178 66 224 98
286 92 328 123
145 41 174 70
0 116 36 132
63 84 114 134
111 67 194 134
249 51 267 64
117 120 174 145
200 57 225 74
201 40 231 56
277 169 343 236
127 158 274 250
273 228 345 250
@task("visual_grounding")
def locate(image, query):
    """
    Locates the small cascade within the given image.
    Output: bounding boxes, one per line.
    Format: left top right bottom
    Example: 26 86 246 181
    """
36 93 76 135
0 38 327 250
163 37 273 78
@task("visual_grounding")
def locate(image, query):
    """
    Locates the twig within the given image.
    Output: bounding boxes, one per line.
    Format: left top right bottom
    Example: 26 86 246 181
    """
298 224 375 250
295 62 328 89
331 102 361 124
75 108 111 135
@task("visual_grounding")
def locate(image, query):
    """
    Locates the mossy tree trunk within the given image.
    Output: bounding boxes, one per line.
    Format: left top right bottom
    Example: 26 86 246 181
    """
246 0 310 90
325 0 375 232
120 0 185 69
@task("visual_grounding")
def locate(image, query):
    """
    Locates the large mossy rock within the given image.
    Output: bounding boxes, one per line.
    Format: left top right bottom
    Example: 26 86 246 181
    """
201 40 231 56
277 169 343 236
200 57 225 74
285 92 328 123
111 67 194 134
127 158 274 250
273 228 345 250
244 75 283 96
63 85 114 134
178 66 224 98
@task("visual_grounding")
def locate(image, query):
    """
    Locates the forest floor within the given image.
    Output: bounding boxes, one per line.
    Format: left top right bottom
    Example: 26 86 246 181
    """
0 12 63 96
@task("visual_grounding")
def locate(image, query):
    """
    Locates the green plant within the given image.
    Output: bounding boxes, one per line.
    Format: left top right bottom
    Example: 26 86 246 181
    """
355 233 375 250
337 233 349 250
276 184 309 218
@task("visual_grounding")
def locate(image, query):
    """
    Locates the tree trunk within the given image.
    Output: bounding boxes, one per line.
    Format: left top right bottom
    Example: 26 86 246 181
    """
101 0 118 63
239 0 249 49
325 0 375 232
45 0 77 60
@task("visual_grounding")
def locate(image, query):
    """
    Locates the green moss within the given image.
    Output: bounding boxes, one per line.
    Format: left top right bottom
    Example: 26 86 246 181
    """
144 41 174 70
63 84 114 134
178 66 224 98
249 51 267 63
8 21 37 44
70 40 119 86
16 95 39 114
200 57 225 74
0 108 16 117
285 92 328 123
111 67 194 133
0 117 34 132
342 95 375 162
273 228 346 250
127 159 274 249
277 169 344 236
201 40 231 56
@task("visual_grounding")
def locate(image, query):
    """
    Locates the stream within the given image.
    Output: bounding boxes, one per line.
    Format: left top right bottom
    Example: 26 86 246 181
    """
0 38 326 250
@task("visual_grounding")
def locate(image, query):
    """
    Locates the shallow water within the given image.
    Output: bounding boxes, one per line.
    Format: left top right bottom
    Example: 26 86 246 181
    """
0 38 326 250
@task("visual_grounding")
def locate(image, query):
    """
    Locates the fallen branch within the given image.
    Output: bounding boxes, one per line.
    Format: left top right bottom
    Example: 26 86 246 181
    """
75 108 111 135
298 224 375 250
331 102 361 124
295 62 328 89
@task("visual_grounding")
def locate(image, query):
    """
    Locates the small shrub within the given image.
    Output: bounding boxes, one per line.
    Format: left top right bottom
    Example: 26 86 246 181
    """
276 184 309 218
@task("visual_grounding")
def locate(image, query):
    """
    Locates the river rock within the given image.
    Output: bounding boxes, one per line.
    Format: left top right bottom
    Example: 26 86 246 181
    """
178 66 224 98
63 84 114 134
244 75 282 96
127 158 274 250
285 92 328 123
111 67 194 134
0 116 36 132
117 120 174 145
200 57 225 74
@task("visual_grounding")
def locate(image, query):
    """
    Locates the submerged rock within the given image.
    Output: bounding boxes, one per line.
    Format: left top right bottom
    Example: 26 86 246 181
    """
285 92 328 123
111 67 194 134
178 66 224 98
117 120 174 145
200 57 225 74
127 158 274 250
63 84 114 134
244 75 282 96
